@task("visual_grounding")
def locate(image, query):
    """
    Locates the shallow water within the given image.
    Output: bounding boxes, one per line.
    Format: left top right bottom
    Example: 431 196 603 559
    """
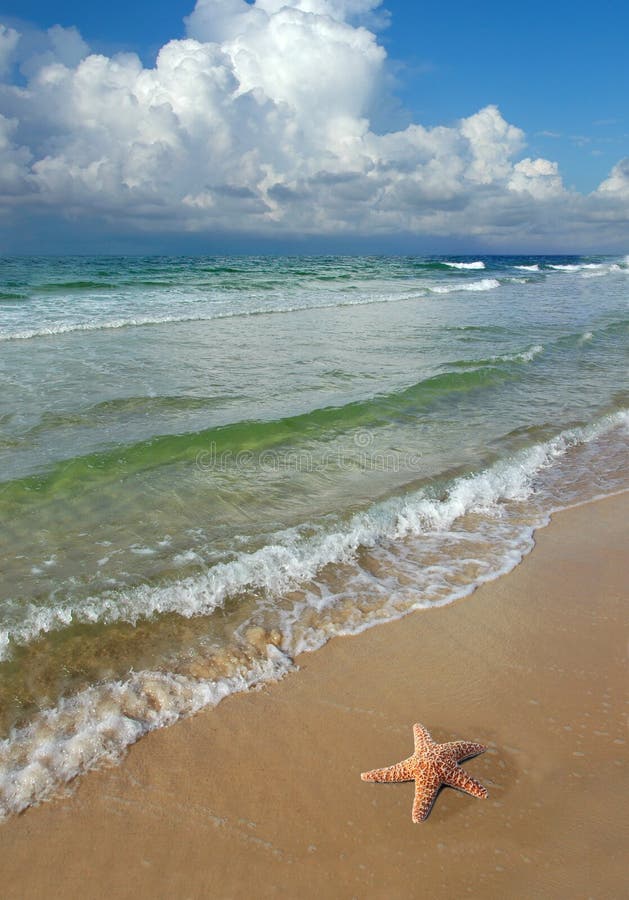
0 253 627 815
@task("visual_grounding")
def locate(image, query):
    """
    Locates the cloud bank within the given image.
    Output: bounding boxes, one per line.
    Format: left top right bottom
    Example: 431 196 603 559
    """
0 0 627 250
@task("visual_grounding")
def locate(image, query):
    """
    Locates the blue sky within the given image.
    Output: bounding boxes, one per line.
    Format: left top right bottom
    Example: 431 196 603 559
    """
0 0 627 252
385 0 628 193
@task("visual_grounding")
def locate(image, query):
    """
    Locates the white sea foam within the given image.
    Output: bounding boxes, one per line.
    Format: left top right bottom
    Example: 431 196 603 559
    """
0 281 503 341
444 261 486 269
0 316 202 341
0 294 424 342
0 410 627 817
0 409 625 660
514 264 540 271
495 344 544 363
0 651 292 818
549 263 605 272
583 261 629 278
431 278 500 294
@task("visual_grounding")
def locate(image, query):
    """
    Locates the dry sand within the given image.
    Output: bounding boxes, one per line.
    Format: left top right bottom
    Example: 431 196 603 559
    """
0 493 627 899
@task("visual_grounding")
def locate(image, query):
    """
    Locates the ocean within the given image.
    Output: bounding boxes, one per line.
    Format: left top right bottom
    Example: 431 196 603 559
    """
0 254 627 816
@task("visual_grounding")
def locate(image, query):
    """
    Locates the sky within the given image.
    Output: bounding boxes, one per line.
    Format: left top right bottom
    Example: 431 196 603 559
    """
0 0 627 253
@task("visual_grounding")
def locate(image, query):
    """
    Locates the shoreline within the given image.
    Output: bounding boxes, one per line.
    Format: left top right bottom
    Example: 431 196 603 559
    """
0 492 627 898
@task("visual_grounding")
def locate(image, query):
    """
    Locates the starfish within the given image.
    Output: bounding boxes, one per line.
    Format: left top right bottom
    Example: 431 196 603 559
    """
361 723 488 822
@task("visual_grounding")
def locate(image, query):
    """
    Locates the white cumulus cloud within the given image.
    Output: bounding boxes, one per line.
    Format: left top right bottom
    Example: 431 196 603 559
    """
0 0 627 249
597 158 629 199
509 157 564 199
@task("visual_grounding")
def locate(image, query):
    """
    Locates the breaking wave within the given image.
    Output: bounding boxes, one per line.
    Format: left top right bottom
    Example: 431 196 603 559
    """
444 261 486 270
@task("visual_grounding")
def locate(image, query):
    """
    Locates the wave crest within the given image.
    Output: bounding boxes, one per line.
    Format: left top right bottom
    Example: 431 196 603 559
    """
444 261 486 270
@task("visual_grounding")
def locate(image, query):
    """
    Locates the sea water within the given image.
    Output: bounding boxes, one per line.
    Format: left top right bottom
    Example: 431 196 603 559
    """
0 254 627 815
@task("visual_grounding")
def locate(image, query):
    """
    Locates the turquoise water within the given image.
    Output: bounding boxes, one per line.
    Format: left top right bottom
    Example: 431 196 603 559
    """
0 254 627 814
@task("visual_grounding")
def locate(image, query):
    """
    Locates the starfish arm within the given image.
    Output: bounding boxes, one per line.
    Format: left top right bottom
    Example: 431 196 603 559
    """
443 740 487 762
412 723 432 753
412 772 442 823
361 758 415 783
445 765 488 800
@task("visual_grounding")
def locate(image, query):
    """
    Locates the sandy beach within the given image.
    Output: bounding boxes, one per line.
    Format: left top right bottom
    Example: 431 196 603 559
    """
0 492 626 899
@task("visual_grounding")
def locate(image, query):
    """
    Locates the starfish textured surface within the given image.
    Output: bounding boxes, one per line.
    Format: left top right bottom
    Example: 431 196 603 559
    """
361 723 488 822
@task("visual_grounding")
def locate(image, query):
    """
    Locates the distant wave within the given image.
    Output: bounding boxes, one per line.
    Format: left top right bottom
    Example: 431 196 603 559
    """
0 281 502 341
554 319 628 349
581 262 629 278
444 261 486 270
448 344 544 369
513 264 540 271
0 299 391 342
546 261 629 279
499 344 544 363
0 315 210 342
430 278 500 294
548 263 606 272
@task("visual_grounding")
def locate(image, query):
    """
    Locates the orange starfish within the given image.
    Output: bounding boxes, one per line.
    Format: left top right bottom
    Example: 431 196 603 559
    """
361 722 488 822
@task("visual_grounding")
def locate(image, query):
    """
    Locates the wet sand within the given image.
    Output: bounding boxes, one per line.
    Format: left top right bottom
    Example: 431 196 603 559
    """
0 493 627 899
